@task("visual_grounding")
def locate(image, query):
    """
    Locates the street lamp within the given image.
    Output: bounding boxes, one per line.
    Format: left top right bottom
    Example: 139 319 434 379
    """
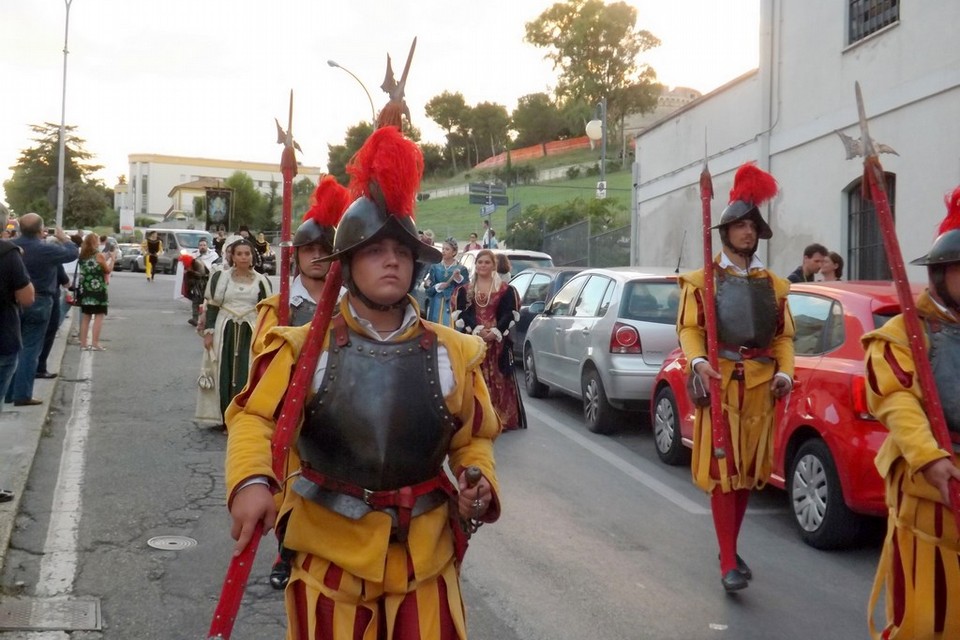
327 59 377 124
55 0 74 227
585 96 607 200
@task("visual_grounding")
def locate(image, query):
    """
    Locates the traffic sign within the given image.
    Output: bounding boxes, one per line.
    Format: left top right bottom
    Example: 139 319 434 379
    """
596 180 607 200
480 204 496 216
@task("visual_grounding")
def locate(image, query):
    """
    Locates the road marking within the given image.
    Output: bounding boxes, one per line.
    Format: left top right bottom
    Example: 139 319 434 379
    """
36 353 93 598
524 404 710 515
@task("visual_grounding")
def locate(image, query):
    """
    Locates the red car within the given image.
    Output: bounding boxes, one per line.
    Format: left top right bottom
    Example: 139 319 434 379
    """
650 281 924 549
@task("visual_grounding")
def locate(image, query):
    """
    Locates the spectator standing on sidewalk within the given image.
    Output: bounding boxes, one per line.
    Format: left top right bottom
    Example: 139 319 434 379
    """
35 262 70 379
5 214 77 407
76 232 114 351
786 243 828 283
0 237 34 503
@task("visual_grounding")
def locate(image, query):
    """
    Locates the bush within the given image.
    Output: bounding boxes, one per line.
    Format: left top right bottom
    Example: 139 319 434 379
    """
566 166 582 179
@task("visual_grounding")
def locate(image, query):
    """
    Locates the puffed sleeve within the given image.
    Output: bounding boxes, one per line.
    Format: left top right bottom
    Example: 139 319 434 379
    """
676 270 707 367
251 295 279 357
864 318 950 478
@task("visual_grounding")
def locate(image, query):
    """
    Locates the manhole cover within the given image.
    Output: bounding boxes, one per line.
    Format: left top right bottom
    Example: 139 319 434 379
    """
0 597 101 631
147 535 197 551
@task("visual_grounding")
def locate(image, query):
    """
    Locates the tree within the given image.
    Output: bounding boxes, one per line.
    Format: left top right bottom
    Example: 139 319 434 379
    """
224 171 265 231
425 91 469 174
292 176 317 223
524 0 662 139
3 123 111 227
466 102 511 163
512 93 565 148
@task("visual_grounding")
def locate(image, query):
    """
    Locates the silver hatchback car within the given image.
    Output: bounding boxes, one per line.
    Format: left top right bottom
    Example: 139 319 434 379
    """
523 267 680 434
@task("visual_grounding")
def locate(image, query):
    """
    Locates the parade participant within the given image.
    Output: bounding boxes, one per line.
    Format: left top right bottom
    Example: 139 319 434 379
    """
212 229 227 257
254 232 275 274
225 126 501 639
195 237 272 427
252 176 350 357
452 249 525 431
141 230 162 282
237 225 263 272
249 175 350 590
864 186 960 639
422 237 467 326
677 163 795 592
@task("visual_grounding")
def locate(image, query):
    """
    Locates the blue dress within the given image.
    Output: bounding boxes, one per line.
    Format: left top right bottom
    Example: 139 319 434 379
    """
423 261 468 326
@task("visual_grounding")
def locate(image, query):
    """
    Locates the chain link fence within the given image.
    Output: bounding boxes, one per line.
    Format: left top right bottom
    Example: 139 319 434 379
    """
541 220 631 268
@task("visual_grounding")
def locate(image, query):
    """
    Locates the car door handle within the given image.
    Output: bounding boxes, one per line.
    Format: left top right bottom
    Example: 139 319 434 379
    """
580 329 590 335
556 327 563 333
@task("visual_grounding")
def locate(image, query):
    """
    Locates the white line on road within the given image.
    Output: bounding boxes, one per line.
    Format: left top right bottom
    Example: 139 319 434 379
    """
524 404 711 515
35 352 93 599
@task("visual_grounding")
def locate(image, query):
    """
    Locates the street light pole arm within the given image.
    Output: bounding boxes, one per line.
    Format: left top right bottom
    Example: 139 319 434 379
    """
327 60 377 124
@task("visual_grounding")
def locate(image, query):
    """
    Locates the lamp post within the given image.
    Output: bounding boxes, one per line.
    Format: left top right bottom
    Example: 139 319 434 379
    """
327 59 377 124
584 96 607 200
55 0 74 228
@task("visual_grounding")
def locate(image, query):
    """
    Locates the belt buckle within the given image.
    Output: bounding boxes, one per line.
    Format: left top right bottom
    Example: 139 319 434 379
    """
363 488 374 505
738 345 750 356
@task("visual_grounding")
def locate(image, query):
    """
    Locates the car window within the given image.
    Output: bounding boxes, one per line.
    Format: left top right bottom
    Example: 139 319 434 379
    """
175 232 213 249
573 276 611 317
509 257 553 277
789 293 834 355
619 281 679 324
524 273 552 305
460 254 475 272
510 273 533 300
824 300 845 351
549 275 587 317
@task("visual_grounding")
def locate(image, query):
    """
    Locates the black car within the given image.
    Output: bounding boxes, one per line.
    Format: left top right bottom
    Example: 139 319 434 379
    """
508 266 586 359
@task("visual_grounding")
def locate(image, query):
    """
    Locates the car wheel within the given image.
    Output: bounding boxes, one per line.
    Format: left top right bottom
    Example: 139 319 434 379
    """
788 439 864 549
653 387 690 466
523 345 549 398
581 367 619 435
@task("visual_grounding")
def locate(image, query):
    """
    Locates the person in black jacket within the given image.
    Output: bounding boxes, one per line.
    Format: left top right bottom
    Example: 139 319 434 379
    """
786 243 828 283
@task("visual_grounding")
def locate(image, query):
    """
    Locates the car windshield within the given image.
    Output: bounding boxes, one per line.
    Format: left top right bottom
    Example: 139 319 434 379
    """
619 281 680 324
175 232 213 249
506 257 553 278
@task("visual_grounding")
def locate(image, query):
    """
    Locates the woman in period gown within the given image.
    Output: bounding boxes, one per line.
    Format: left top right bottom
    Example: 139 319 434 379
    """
195 238 272 426
452 249 526 430
422 237 468 326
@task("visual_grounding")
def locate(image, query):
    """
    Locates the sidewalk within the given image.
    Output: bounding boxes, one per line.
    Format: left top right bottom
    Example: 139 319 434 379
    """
0 310 72 573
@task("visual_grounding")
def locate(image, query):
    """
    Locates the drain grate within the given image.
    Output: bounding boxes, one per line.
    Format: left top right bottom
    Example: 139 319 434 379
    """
147 535 197 551
0 597 101 631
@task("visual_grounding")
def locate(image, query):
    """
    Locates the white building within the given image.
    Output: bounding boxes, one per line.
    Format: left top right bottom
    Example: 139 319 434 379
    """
121 154 323 221
632 1 960 281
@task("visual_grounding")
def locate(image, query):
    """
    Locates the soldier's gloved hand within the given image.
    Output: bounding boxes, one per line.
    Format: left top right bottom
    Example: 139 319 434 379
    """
770 374 793 399
693 360 721 389
921 457 960 509
457 469 492 521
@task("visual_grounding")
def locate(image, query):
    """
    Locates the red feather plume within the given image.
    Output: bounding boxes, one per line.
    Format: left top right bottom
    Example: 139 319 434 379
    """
728 163 778 207
179 253 194 269
938 186 960 235
346 126 423 218
304 175 350 227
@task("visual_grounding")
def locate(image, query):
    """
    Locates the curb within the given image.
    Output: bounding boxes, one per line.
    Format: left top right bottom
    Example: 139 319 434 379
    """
0 308 73 573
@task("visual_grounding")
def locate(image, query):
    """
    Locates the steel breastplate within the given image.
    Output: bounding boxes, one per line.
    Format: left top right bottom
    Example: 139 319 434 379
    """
926 320 960 434
290 296 316 327
297 323 458 491
715 271 777 349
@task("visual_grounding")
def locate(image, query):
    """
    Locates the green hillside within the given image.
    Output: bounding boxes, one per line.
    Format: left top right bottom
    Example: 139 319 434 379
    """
414 156 633 244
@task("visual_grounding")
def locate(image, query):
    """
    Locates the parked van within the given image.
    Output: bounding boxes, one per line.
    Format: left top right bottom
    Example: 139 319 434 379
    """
142 228 214 274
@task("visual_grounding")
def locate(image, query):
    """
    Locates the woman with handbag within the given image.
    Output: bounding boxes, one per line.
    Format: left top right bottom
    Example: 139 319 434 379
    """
76 232 114 351
195 237 272 427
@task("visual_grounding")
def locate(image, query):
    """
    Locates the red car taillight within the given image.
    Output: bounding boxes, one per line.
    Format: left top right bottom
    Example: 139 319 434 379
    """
851 375 875 420
610 322 642 354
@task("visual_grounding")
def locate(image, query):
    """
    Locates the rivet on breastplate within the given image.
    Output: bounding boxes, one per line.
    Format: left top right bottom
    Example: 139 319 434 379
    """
381 350 388 356
330 363 336 369
357 345 364 352
328 375 335 381
318 400 323 406
429 380 435 385
396 349 402 355
427 367 433 373
408 347 414 353
333 348 340 354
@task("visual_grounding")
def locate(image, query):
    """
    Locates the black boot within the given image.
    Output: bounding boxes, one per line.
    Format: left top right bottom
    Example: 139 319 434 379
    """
721 569 749 592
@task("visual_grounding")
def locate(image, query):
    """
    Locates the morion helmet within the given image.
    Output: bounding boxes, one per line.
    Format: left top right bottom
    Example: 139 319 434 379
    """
713 163 778 240
293 175 350 252
327 127 441 290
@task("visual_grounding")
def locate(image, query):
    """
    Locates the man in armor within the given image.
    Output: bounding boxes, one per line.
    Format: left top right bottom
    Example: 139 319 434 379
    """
863 186 960 639
141 230 162 282
677 163 795 592
225 126 501 638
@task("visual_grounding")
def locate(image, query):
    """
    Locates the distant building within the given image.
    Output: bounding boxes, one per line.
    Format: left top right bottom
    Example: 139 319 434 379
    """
622 86 701 140
632 2 960 281
118 154 323 222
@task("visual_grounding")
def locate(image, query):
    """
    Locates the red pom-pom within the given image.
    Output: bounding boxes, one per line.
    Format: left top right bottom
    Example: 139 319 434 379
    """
346 127 423 218
728 163 778 207
304 175 350 227
180 253 194 269
938 186 960 235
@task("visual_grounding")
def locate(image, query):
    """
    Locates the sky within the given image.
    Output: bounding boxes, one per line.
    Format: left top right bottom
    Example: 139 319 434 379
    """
0 0 759 207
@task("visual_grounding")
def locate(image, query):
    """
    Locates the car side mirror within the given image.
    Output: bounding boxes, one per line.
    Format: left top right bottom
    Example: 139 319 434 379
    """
529 301 546 315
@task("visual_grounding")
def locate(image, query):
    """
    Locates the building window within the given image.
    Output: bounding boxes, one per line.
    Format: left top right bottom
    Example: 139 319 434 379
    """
846 174 895 280
849 0 898 44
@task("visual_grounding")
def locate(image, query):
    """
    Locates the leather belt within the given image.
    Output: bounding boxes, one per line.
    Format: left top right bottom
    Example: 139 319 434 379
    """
718 344 773 362
293 466 454 542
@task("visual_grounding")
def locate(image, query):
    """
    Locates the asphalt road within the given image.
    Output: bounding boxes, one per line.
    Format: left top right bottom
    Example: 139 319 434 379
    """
0 271 885 639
